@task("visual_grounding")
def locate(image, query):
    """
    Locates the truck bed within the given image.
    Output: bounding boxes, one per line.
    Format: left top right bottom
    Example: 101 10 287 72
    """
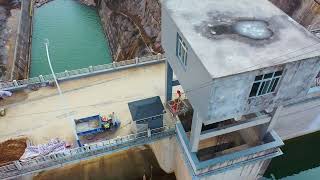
74 115 103 136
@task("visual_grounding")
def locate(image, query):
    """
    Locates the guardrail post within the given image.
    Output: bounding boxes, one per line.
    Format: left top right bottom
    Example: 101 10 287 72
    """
65 70 69 77
157 53 161 61
13 80 19 87
135 57 139 64
89 66 93 72
14 161 22 170
39 75 45 82
50 154 56 160
147 128 151 137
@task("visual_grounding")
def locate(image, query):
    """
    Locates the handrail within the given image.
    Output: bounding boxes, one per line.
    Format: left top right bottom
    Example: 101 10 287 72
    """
0 125 175 179
0 54 165 91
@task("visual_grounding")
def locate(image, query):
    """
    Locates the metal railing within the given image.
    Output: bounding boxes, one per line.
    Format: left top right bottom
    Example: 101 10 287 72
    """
0 125 175 179
0 54 165 91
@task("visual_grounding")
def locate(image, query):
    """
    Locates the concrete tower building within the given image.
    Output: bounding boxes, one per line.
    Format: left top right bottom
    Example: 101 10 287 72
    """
162 0 320 179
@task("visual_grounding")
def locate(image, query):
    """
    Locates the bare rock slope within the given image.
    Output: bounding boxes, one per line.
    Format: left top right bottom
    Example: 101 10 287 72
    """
270 0 320 30
99 0 162 61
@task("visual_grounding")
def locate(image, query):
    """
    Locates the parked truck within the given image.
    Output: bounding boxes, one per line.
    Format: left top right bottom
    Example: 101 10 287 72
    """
74 114 120 146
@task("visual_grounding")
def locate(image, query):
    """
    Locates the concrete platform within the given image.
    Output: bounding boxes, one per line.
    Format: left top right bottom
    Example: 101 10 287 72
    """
0 63 177 145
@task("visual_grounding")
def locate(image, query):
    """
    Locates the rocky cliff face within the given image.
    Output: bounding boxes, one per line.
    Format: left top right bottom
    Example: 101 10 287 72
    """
0 6 9 79
0 0 20 80
270 0 320 30
99 0 162 61
0 0 19 7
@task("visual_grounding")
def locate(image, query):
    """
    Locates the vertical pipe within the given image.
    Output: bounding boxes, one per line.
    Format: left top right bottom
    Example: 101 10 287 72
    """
165 60 173 102
44 41 62 95
190 111 202 152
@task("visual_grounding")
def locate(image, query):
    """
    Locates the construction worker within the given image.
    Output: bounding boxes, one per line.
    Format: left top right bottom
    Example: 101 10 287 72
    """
171 90 182 113
103 122 110 129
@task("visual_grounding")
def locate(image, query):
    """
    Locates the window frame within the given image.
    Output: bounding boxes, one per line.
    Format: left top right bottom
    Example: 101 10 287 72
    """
176 33 188 68
249 70 283 98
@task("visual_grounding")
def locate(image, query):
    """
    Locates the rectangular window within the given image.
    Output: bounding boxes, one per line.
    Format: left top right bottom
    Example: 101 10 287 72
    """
176 33 188 67
308 71 320 94
312 71 320 88
249 70 283 97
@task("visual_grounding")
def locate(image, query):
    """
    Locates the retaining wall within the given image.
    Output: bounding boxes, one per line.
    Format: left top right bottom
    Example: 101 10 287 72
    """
11 0 33 80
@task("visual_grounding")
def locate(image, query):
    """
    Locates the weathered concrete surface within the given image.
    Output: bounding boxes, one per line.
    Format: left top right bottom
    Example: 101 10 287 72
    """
32 147 175 180
270 0 320 30
206 56 320 124
0 63 166 144
98 0 162 61
149 137 193 180
149 136 177 173
163 0 320 79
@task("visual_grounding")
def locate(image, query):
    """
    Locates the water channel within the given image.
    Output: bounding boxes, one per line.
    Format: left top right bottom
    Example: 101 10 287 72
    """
30 0 112 77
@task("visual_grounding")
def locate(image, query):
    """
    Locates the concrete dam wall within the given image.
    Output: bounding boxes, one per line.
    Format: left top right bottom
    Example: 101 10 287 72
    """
98 0 162 61
11 0 33 80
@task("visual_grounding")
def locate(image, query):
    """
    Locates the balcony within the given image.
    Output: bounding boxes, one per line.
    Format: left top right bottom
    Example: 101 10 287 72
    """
176 122 283 177
199 111 272 141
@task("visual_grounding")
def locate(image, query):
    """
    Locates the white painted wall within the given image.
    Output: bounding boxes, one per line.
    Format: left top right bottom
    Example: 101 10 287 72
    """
274 97 320 140
162 6 213 120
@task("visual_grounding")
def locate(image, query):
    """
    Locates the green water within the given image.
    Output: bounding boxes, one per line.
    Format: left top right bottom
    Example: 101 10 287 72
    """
30 0 112 77
264 131 320 180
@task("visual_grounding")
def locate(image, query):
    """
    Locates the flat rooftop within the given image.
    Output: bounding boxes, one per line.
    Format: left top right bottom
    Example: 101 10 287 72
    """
0 63 177 145
163 0 320 78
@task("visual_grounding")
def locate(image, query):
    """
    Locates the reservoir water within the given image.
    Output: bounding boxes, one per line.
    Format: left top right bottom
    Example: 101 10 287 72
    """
263 131 320 180
30 0 112 77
